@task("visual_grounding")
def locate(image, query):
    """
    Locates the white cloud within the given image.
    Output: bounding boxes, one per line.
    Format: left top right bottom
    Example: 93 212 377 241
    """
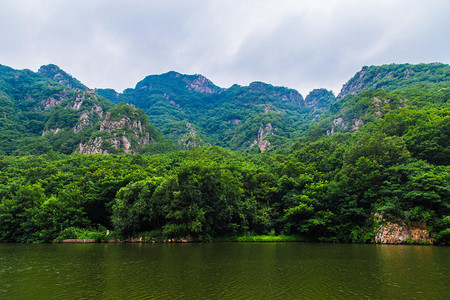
0 0 449 96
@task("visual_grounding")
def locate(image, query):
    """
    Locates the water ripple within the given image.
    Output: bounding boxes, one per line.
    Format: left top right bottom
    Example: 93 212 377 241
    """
0 243 448 299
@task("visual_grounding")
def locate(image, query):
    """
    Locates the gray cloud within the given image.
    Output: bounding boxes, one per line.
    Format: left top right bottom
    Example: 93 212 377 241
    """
1 0 449 96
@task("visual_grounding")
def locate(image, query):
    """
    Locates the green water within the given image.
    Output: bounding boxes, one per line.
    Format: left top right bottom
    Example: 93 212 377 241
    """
0 243 448 299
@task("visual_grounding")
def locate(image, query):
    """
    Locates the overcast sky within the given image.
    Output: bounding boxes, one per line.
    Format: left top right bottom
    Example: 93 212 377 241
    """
1 0 449 96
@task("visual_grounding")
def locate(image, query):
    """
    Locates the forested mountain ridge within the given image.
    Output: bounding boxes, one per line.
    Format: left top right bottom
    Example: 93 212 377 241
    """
98 71 335 152
0 62 448 245
38 64 88 91
338 63 450 99
0 64 162 155
324 63 450 148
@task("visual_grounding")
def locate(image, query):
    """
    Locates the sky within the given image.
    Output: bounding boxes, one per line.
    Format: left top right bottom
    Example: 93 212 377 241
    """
1 0 450 96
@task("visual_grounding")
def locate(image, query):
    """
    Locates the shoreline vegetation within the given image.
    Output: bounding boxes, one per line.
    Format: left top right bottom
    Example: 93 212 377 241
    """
0 63 448 246
56 235 306 244
54 234 434 245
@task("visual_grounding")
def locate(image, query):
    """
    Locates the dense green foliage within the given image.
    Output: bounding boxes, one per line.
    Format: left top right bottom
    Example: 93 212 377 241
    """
338 63 450 99
38 64 88 91
0 65 166 156
98 73 332 151
0 133 447 243
0 63 448 244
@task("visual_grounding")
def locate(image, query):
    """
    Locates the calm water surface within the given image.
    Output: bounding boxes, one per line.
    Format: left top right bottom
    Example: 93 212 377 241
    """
0 243 448 299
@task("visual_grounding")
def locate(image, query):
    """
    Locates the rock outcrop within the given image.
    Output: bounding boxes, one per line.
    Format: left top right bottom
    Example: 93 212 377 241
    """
135 71 222 95
374 213 433 244
182 74 220 94
250 123 275 153
246 82 305 106
77 103 157 154
38 64 87 90
304 88 335 110
178 122 202 150
337 63 450 99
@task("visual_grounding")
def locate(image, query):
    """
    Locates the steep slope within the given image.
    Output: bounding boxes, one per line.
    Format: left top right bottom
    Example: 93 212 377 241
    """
306 66 450 166
99 72 334 152
338 63 450 99
0 64 163 155
77 103 161 154
306 63 450 138
38 64 88 90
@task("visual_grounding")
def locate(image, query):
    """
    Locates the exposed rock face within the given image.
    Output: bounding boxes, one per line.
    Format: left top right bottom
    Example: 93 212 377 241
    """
327 117 363 135
338 67 370 99
78 104 154 154
337 63 450 99
42 128 61 136
371 96 406 117
40 97 62 110
73 104 103 133
38 88 70 111
247 82 305 106
327 117 345 135
43 90 105 136
38 64 87 90
183 75 219 94
135 71 222 95
351 118 364 131
77 137 108 154
304 88 335 110
374 213 433 244
178 122 200 149
169 100 180 107
250 123 275 153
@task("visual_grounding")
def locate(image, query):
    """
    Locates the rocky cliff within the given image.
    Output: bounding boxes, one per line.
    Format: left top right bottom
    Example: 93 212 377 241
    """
250 123 275 153
38 64 87 90
337 63 450 99
135 71 222 95
77 103 160 154
243 81 306 106
304 88 335 110
374 213 433 244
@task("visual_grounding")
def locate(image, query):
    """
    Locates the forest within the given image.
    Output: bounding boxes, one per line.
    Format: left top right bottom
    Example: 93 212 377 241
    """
0 63 448 244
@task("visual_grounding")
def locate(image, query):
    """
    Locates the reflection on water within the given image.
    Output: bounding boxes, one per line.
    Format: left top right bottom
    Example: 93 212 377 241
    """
0 243 448 299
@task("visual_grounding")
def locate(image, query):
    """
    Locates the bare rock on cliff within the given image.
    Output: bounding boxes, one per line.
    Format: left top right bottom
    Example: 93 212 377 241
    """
182 75 220 94
178 122 204 150
245 82 306 107
250 123 275 153
77 103 160 154
304 88 335 110
374 213 433 244
337 63 450 99
38 64 88 90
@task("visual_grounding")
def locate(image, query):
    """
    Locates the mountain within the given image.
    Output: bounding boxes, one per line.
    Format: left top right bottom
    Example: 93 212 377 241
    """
338 63 450 99
0 62 448 245
98 72 335 152
2 62 448 156
306 63 449 165
0 64 162 155
38 64 88 91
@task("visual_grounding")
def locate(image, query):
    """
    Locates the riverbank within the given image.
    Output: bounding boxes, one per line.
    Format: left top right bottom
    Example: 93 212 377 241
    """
56 234 308 244
56 234 438 245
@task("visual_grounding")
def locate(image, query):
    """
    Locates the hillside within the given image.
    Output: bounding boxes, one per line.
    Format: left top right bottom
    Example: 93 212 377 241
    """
0 62 448 246
98 72 335 152
338 63 450 99
0 64 163 155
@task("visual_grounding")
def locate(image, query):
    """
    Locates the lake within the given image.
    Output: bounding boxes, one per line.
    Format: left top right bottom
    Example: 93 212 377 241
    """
0 243 448 299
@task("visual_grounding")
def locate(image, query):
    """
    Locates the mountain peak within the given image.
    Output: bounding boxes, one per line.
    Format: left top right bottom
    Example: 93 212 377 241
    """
245 81 305 106
136 71 222 94
337 63 450 99
38 64 87 90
